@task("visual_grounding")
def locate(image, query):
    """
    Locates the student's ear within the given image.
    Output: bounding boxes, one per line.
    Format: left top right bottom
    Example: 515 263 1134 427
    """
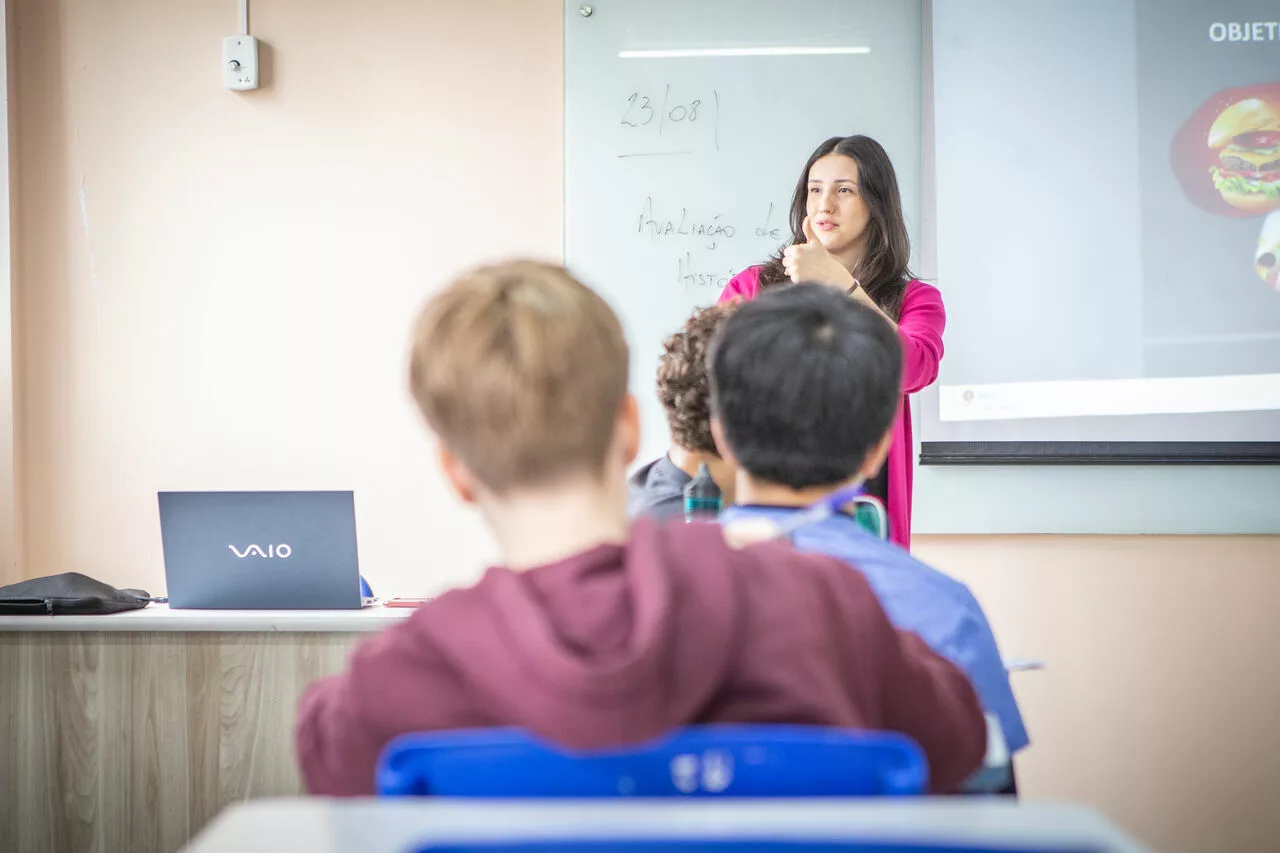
857 429 894 483
710 419 740 470
438 443 479 505
617 393 641 466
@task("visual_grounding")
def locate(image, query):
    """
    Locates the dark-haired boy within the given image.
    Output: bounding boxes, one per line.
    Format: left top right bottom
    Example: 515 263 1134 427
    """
711 283 1028 761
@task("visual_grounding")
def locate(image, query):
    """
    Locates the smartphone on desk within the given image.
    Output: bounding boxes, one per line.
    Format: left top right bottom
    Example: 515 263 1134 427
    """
384 597 430 608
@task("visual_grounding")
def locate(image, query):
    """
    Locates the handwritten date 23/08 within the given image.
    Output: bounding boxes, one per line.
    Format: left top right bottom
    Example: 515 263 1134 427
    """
623 93 700 126
621 84 718 137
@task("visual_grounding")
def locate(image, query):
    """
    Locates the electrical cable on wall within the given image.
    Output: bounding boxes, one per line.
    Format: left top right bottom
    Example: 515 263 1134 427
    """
224 0 259 90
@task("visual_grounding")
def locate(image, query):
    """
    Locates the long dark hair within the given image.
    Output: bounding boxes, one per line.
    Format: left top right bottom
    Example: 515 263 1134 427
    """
758 135 914 321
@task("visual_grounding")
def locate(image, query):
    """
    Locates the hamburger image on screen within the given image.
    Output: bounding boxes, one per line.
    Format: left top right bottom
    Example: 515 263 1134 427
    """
1209 97 1280 215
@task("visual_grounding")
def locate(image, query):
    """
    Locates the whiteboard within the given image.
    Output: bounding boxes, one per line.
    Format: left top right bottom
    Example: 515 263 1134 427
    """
564 0 924 466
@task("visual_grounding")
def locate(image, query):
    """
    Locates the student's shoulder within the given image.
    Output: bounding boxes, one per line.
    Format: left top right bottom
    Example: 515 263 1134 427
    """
828 531 980 613
892 557 997 641
730 534 886 606
947 581 999 634
337 590 473 693
637 516 878 580
890 546 983 609
653 517 860 577
628 457 690 518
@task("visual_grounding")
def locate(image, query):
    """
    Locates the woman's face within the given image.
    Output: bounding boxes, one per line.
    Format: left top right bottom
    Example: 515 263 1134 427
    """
805 154 872 259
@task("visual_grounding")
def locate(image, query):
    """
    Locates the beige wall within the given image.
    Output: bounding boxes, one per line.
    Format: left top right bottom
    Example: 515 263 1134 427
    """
8 2 1279 852
11 0 563 594
2 0 14 586
915 534 1280 853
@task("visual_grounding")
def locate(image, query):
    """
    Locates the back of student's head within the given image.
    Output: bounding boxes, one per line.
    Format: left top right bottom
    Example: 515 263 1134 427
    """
709 283 902 489
409 260 629 493
656 303 739 456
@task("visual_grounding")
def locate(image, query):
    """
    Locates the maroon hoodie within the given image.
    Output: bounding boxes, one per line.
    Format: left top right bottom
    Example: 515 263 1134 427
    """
296 519 986 795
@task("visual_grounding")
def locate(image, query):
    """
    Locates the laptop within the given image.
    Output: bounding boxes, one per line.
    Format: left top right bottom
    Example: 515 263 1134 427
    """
157 490 366 610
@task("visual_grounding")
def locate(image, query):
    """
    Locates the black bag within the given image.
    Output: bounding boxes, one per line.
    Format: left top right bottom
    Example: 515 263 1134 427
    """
0 572 151 615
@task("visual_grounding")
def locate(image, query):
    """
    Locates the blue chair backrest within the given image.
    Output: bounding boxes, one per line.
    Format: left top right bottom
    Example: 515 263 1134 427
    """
377 725 927 798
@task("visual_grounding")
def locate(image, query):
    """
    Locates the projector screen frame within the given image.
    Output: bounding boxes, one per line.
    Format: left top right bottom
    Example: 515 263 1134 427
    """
919 441 1280 465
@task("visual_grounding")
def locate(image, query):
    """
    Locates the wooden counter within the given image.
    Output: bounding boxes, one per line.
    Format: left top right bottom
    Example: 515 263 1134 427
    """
0 604 410 853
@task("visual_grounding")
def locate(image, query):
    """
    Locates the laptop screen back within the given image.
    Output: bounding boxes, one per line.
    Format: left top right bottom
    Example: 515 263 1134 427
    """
158 490 361 610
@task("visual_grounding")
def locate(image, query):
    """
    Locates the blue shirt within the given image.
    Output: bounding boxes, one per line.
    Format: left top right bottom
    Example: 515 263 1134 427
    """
720 504 1029 753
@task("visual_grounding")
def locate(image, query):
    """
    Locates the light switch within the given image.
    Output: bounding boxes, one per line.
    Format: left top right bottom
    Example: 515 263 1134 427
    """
223 35 259 91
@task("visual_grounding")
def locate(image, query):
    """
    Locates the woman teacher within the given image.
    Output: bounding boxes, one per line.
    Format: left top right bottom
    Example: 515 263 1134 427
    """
718 135 945 549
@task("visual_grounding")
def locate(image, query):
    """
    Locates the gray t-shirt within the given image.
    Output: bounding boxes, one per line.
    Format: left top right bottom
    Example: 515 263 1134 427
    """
626 455 692 520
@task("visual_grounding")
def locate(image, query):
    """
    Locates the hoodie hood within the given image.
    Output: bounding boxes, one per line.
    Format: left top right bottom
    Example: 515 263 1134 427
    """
417 519 740 749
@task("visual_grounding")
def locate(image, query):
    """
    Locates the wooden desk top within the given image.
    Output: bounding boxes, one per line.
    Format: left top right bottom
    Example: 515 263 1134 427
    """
0 602 414 632
182 798 1151 853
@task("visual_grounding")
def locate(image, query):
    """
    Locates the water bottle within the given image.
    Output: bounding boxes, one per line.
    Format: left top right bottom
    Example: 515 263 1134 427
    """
851 495 890 541
683 462 722 522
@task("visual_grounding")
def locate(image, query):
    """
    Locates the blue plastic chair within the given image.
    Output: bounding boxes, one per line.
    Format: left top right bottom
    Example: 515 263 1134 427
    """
377 725 928 798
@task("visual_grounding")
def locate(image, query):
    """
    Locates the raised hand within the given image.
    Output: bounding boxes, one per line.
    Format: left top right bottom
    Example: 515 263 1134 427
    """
781 216 857 290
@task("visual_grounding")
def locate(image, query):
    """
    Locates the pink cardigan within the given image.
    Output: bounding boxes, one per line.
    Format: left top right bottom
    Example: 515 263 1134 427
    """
718 268 945 549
